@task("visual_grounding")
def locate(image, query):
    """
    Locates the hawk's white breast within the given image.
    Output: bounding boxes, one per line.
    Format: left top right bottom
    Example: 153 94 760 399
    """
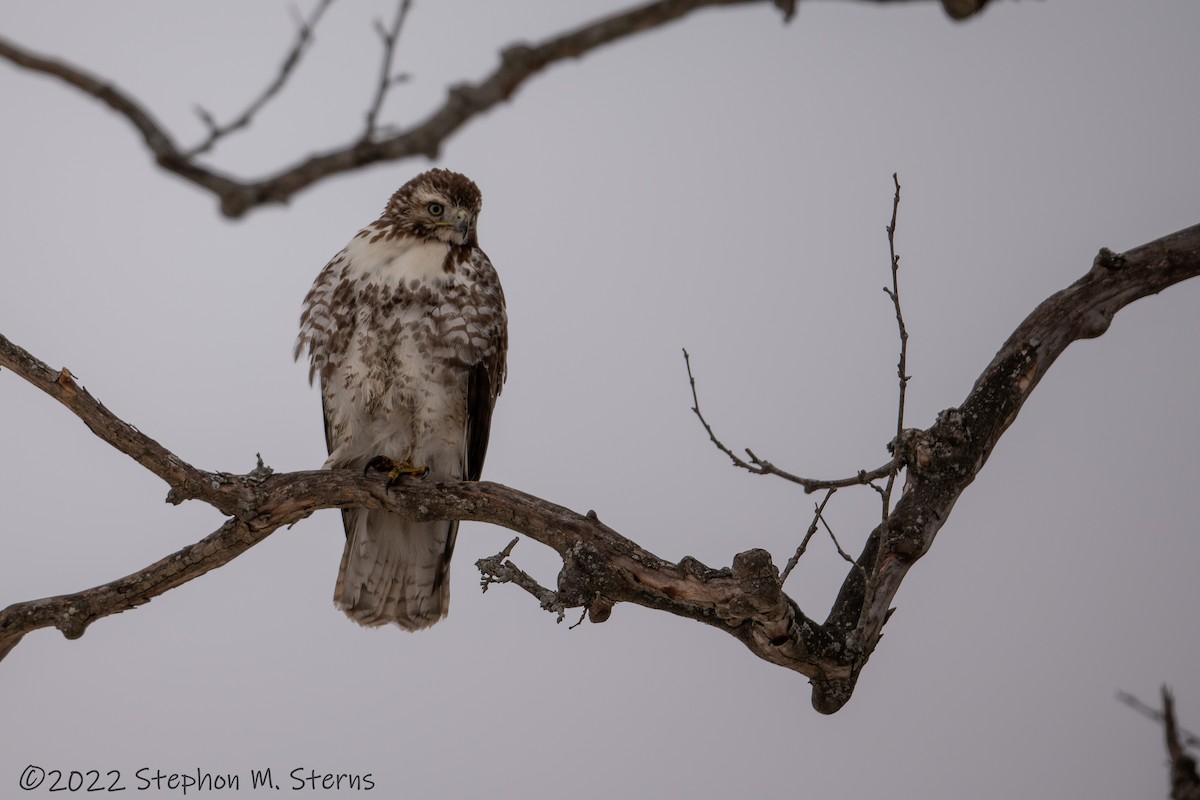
341 234 449 287
323 232 469 477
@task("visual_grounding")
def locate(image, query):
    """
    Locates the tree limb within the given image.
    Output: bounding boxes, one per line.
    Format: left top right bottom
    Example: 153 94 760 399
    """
1120 688 1200 800
0 0 993 219
2 221 1197 712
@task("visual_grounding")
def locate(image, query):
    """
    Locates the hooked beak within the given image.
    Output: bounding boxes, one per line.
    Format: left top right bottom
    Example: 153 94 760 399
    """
453 208 471 238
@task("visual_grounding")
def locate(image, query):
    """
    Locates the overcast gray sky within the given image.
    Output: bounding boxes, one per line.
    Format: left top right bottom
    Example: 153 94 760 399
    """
2 1 1198 797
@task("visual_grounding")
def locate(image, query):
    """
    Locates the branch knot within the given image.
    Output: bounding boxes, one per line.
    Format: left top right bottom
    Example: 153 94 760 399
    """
1093 246 1127 271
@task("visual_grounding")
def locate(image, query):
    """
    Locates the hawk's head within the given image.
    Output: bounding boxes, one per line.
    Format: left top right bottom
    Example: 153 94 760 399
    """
383 169 483 247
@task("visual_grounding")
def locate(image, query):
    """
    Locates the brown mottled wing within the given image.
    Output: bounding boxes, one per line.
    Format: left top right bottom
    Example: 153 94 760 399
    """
465 360 499 482
464 248 507 482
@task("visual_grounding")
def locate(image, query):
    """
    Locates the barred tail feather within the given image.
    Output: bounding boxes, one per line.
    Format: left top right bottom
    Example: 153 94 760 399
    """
334 509 456 630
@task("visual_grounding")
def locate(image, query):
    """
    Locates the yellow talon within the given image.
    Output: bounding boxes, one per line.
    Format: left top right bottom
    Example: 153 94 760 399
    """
364 456 429 487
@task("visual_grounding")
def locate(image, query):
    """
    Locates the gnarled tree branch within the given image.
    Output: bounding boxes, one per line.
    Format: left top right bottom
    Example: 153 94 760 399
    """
2 221 1195 711
0 0 993 219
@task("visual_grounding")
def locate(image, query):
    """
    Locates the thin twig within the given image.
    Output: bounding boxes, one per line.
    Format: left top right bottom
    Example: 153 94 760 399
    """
683 347 754 467
362 0 413 142
1118 689 1200 749
818 512 860 571
780 488 836 583
185 0 335 158
880 172 908 520
682 349 893 492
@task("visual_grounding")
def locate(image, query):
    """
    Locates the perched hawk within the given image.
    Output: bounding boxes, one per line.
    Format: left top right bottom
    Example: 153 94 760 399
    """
294 169 507 630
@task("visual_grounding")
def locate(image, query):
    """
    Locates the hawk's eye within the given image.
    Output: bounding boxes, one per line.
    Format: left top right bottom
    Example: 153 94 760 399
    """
426 202 444 216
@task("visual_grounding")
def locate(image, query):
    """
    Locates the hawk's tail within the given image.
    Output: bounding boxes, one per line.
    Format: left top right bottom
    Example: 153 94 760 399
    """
334 508 457 630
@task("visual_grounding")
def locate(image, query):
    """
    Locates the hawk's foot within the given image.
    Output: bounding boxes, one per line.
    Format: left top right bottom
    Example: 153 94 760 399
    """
364 456 429 488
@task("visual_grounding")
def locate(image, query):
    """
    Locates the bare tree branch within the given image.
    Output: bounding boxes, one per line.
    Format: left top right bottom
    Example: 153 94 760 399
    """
1119 690 1200 750
0 34 226 193
185 0 335 158
880 172 908 519
1164 689 1200 800
1120 688 1200 800
780 488 837 583
683 348 895 491
818 223 1200 711
361 0 413 142
684 176 911 496
0 0 994 219
3 220 1195 712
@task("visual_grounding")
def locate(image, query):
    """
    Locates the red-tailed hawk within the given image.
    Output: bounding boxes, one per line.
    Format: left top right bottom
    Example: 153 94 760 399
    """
294 169 507 630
